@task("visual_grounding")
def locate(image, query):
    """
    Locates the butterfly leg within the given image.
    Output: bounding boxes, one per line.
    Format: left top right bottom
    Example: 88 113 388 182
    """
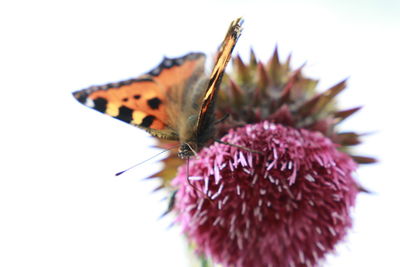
213 138 264 155
214 114 230 125
185 159 216 206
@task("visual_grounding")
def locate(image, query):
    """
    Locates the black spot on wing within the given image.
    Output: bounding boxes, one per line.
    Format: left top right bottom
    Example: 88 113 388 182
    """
133 94 141 99
147 97 162 110
72 91 87 104
140 115 155 127
93 97 107 113
115 106 134 123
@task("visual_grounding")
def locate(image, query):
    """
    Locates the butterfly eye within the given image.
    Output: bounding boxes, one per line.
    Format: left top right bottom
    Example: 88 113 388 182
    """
178 143 198 159
178 144 191 159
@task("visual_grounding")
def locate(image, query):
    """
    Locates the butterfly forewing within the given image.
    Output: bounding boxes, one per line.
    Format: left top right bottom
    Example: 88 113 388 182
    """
196 18 243 133
72 53 206 140
174 18 243 158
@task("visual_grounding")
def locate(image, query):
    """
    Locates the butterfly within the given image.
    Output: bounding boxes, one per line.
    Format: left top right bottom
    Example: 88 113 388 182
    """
73 18 243 159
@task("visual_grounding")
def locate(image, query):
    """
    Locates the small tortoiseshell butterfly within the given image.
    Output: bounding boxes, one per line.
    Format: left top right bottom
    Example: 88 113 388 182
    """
73 18 243 158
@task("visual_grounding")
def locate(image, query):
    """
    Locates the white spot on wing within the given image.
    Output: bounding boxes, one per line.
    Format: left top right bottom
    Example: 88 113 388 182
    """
85 98 94 108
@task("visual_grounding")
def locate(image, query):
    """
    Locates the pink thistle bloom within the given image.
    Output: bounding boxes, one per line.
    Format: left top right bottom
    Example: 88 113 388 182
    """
173 121 359 267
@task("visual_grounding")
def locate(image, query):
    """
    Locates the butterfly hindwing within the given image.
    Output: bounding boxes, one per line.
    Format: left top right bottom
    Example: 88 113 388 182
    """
72 53 206 140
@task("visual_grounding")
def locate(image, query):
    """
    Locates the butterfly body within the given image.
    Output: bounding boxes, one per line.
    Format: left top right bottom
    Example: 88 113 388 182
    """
73 18 243 159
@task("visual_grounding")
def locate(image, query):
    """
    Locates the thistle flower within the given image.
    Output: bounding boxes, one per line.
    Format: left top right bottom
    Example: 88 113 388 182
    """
174 121 358 266
150 48 374 266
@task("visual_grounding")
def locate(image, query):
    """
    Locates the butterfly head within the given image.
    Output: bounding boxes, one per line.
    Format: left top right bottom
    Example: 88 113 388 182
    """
178 142 198 159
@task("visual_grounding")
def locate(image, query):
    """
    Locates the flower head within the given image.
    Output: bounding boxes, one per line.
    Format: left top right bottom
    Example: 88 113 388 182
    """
173 121 359 266
150 48 374 266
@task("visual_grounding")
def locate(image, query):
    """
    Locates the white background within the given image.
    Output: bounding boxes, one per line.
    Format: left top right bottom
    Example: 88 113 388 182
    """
1 0 399 266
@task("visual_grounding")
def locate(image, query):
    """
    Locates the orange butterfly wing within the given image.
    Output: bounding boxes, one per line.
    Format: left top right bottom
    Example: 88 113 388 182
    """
72 53 206 140
196 18 243 135
174 18 243 158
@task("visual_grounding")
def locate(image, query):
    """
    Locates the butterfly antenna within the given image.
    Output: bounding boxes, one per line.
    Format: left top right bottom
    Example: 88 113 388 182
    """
115 144 179 176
